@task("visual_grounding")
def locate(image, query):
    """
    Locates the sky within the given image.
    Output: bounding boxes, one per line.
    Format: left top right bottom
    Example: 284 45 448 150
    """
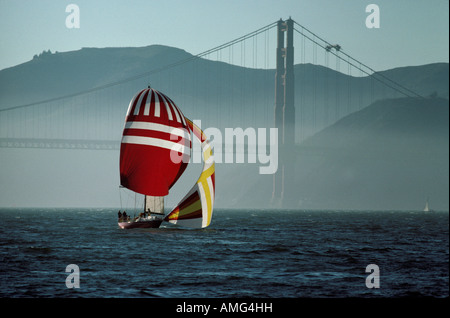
0 0 448 72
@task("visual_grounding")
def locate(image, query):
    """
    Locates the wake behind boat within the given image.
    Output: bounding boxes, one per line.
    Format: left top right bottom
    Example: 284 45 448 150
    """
117 86 215 230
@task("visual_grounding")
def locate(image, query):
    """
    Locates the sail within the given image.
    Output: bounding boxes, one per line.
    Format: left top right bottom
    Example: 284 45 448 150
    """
145 196 164 214
164 118 215 228
424 199 430 212
119 87 191 196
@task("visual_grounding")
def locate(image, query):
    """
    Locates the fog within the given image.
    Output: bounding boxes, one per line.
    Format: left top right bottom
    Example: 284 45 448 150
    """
0 47 448 211
1 96 448 211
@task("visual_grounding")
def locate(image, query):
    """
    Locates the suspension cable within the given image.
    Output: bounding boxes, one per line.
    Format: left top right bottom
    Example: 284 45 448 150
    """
0 21 278 113
293 20 424 99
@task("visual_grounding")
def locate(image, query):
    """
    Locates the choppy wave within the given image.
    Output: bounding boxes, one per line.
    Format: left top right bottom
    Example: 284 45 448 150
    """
0 208 448 298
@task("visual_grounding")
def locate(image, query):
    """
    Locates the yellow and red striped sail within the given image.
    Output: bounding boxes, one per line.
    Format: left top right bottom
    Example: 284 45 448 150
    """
164 118 215 228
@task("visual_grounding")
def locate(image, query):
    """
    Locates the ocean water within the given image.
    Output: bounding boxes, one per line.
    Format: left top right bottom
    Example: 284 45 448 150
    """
0 208 448 298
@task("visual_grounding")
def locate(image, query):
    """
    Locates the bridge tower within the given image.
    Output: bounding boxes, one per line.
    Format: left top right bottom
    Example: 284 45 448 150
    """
273 18 295 205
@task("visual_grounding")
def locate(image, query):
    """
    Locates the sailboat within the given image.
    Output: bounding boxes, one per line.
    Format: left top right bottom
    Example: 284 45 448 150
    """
423 198 431 212
118 86 215 229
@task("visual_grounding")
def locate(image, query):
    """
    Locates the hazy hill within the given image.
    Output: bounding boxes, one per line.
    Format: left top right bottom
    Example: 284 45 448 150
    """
1 46 448 108
0 46 192 107
0 45 448 141
380 63 449 98
234 97 449 211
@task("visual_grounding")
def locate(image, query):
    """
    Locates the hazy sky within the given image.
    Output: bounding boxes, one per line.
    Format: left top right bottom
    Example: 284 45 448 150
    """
0 0 448 72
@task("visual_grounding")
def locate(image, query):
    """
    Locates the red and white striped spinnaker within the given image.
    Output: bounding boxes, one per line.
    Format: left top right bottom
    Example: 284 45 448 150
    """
120 87 191 197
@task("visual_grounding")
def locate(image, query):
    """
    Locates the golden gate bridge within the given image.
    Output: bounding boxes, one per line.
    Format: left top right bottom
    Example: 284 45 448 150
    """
0 18 423 201
0 18 422 146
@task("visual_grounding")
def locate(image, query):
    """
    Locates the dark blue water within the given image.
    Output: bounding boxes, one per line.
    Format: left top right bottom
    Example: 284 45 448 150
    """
0 208 448 298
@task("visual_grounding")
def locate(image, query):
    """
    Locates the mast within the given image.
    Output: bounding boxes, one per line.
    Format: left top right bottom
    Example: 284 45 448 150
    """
145 195 165 215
